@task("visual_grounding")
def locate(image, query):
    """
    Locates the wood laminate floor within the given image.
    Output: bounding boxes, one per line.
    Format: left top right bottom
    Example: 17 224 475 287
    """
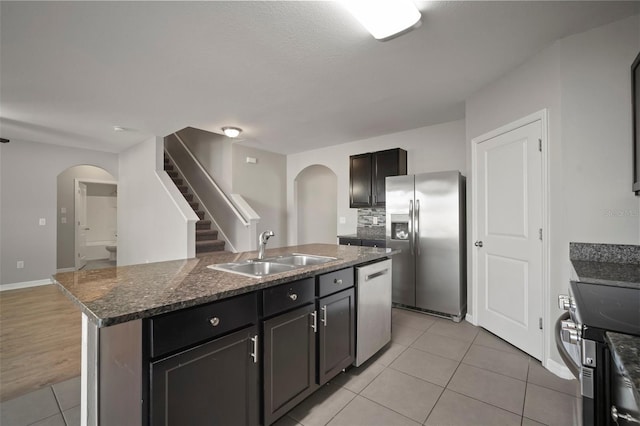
0 285 81 402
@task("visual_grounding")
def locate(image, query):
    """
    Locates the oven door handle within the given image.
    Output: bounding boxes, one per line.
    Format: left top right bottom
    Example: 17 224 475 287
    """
555 312 581 379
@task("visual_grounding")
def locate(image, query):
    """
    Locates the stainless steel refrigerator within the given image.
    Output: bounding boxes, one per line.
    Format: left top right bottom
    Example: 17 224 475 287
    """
385 171 467 322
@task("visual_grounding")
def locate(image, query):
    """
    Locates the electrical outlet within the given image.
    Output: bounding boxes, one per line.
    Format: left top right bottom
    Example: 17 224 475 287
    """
17 261 24 269
372 216 378 225
39 218 46 226
339 217 346 224
61 217 67 224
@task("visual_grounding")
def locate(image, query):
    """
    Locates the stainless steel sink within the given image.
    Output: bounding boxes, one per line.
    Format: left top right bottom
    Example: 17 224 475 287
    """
265 253 337 266
207 261 298 278
207 253 338 278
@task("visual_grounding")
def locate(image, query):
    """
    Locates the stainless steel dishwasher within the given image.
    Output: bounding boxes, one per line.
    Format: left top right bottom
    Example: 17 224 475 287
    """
354 258 392 366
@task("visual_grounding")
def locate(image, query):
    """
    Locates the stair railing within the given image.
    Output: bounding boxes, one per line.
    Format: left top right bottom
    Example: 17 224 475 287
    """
165 133 260 252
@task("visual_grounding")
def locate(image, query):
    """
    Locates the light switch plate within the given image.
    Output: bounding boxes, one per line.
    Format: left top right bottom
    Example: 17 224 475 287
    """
339 217 346 224
61 217 67 224
61 207 67 214
39 218 46 226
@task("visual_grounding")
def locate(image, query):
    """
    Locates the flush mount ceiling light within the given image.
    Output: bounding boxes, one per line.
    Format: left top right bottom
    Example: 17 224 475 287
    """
341 0 421 41
113 126 129 132
222 127 242 138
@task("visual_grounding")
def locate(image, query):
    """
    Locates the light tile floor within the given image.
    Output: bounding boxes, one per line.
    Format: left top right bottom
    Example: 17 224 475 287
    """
0 308 581 426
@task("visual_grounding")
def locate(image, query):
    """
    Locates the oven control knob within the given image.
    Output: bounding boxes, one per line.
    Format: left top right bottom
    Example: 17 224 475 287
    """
558 294 575 312
561 327 580 345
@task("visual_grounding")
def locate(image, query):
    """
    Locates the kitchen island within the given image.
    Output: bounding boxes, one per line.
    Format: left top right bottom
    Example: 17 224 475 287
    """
54 243 396 426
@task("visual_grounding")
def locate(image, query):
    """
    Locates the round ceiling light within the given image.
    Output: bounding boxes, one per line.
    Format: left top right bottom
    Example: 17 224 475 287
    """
222 127 242 138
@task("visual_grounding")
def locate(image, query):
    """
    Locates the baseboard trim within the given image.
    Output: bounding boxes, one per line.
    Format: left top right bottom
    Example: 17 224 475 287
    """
57 267 76 273
546 358 575 380
0 278 53 292
465 313 477 326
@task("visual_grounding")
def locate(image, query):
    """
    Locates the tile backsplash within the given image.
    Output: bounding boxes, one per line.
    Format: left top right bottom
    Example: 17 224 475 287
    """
357 208 385 227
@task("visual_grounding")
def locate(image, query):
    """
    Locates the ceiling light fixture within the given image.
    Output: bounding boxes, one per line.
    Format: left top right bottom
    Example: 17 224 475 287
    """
113 126 127 132
222 127 242 138
341 0 421 41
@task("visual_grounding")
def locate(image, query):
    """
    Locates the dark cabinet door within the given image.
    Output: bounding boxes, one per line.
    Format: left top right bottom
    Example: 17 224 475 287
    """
349 153 372 208
318 288 355 385
263 304 317 426
373 149 407 207
150 326 259 426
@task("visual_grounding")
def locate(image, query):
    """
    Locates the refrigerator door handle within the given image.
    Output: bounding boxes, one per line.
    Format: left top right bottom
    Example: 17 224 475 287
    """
409 200 414 255
415 199 420 256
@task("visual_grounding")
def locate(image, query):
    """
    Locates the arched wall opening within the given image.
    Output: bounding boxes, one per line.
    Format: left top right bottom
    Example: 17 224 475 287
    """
294 165 337 245
57 165 117 271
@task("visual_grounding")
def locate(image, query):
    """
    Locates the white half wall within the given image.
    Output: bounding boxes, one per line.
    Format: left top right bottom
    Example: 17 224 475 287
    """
286 119 466 245
117 137 197 266
0 140 117 286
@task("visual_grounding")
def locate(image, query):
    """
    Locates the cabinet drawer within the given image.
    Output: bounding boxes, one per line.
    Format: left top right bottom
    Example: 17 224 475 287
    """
318 268 354 298
263 278 314 318
150 293 258 358
361 239 385 248
338 237 361 246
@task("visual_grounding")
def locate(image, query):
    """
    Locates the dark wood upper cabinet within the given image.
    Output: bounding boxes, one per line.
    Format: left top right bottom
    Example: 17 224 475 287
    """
349 148 407 208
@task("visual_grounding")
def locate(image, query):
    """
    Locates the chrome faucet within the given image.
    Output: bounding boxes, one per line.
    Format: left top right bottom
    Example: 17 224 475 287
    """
258 230 275 260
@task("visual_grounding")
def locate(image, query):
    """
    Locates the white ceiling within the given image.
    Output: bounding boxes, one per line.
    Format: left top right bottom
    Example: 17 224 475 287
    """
1 1 638 155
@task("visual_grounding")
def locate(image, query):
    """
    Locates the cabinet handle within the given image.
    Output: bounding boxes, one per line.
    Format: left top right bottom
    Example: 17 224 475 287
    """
321 305 327 327
250 335 258 363
311 310 317 332
288 293 298 301
209 317 220 327
334 278 343 285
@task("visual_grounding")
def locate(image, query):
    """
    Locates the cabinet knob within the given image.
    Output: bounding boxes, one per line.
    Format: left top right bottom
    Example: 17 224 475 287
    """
288 293 298 301
334 279 343 285
209 317 220 327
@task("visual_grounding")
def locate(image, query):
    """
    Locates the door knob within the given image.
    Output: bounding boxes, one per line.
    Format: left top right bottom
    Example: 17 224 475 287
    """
474 241 483 247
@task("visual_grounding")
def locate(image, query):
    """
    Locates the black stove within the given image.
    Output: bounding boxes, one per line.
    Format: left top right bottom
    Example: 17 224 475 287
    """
559 281 640 425
569 281 640 341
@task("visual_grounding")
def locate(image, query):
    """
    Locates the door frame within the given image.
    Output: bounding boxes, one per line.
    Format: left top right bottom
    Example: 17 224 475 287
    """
470 109 550 366
74 178 118 269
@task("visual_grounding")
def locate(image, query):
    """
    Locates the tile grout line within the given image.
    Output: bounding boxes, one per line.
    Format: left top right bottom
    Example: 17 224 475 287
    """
356 392 433 426
50 385 68 426
521 359 531 426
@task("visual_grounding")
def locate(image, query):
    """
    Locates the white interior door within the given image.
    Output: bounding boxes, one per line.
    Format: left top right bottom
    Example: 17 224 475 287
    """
75 181 88 270
475 120 543 359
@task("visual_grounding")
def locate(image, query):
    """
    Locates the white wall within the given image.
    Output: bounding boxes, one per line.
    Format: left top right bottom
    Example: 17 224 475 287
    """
465 14 640 367
232 144 288 248
57 167 117 269
117 137 197 266
560 16 640 244
286 119 466 245
0 140 117 285
177 127 233 194
296 165 338 244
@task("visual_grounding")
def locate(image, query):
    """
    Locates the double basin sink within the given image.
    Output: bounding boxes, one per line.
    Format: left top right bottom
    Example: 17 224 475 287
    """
207 253 338 278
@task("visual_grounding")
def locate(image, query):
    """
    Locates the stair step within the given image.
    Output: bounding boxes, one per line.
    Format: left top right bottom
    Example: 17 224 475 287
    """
196 229 219 241
183 193 194 202
167 170 178 178
165 164 174 171
196 211 205 220
196 220 211 230
196 240 225 253
177 186 189 194
172 178 183 186
189 202 199 210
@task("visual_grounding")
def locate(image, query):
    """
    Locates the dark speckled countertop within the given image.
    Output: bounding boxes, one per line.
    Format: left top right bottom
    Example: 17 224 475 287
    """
54 244 397 328
570 243 640 288
606 332 640 408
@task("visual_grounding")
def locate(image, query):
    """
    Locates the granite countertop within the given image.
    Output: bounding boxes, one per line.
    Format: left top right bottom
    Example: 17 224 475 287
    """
54 243 397 328
606 332 640 407
570 243 640 288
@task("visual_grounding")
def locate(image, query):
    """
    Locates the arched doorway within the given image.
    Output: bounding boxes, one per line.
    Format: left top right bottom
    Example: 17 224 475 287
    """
57 165 117 271
295 165 337 245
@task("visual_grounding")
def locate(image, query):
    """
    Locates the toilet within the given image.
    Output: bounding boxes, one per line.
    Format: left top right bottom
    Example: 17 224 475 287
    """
105 245 117 261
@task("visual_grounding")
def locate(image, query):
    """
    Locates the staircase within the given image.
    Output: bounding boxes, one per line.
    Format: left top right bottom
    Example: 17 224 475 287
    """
164 155 226 255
